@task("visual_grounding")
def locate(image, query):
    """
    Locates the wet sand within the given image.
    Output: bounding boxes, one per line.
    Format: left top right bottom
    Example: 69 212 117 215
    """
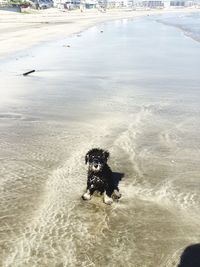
1 12 200 267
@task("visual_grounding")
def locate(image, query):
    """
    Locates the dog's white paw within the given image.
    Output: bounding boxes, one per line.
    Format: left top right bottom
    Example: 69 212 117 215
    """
104 194 113 205
112 189 122 199
82 191 91 201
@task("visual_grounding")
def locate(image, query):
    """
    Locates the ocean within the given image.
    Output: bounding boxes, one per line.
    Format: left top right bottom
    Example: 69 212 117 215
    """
0 11 200 267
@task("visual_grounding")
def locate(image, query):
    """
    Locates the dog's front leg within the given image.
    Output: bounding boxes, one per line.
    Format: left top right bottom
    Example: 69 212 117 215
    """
103 191 113 205
112 189 122 199
82 189 92 200
82 188 94 201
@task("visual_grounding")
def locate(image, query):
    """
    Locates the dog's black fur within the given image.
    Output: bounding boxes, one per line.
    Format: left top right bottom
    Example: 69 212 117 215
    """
82 148 121 204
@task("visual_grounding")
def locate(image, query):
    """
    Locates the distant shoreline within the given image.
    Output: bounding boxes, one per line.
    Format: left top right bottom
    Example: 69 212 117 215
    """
0 8 199 59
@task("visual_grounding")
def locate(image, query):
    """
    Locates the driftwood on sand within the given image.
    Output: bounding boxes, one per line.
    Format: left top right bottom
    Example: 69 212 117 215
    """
23 70 35 76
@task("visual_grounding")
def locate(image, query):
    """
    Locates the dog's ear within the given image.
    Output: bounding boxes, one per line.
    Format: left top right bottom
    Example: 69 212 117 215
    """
85 152 90 164
103 150 109 162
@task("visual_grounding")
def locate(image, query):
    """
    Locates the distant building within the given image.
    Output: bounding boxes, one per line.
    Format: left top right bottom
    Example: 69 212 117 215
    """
129 0 200 6
0 0 8 5
55 0 98 8
84 0 97 8
140 0 187 7
131 0 199 7
169 0 185 6
98 0 124 8
142 0 164 7
185 0 196 6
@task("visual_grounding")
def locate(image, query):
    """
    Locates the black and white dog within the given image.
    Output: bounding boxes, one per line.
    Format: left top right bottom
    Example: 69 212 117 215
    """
82 148 121 205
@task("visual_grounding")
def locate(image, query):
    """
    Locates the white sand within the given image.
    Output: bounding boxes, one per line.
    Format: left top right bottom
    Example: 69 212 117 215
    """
0 7 199 58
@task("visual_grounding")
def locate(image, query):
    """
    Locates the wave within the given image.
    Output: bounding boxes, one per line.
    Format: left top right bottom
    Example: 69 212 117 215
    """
156 13 200 43
113 104 200 216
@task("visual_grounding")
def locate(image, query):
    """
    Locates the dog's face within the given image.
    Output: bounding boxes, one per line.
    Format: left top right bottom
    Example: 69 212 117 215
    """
85 148 109 172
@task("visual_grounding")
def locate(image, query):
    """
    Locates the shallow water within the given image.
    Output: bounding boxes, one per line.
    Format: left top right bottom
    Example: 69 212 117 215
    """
156 12 200 42
1 14 200 267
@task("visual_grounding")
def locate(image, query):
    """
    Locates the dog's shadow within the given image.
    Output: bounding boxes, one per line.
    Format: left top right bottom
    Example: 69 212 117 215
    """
112 172 124 188
178 243 200 267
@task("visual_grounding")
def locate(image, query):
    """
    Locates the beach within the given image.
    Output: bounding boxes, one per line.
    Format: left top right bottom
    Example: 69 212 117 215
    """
1 8 200 267
0 7 199 58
